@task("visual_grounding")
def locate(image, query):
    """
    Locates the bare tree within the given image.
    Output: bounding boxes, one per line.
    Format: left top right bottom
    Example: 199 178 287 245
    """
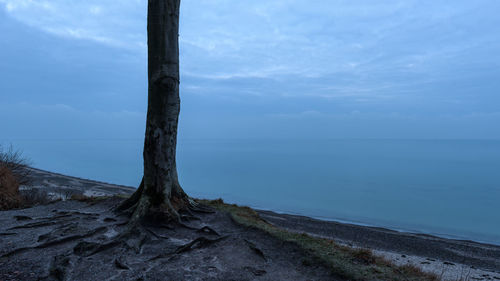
117 0 205 225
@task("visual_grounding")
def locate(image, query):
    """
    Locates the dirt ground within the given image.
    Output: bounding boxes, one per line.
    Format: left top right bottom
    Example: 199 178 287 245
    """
0 197 339 281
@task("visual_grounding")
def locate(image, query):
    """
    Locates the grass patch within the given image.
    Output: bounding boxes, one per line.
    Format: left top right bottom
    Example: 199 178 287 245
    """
201 198 438 281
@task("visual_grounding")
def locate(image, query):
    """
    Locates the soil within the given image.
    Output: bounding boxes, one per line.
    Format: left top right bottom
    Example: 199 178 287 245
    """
0 198 338 281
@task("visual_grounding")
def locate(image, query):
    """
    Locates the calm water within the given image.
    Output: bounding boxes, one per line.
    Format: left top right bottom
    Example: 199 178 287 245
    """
3 139 500 245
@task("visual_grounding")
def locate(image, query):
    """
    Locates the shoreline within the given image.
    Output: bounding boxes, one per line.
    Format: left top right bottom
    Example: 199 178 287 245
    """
25 165 500 246
20 167 500 279
254 206 500 247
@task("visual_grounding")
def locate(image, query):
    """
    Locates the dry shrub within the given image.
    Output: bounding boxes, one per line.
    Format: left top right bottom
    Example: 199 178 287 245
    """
351 248 376 265
399 263 439 280
20 188 52 206
1 145 52 209
0 166 23 210
0 145 32 186
70 194 94 202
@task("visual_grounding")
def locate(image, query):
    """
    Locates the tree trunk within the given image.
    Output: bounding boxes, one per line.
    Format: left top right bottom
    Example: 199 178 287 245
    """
119 0 188 222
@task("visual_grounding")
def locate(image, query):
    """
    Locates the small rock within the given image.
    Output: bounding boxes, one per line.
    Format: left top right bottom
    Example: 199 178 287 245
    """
443 261 455 266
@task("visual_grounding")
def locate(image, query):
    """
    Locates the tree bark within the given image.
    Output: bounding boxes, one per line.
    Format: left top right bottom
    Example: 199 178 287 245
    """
119 0 188 222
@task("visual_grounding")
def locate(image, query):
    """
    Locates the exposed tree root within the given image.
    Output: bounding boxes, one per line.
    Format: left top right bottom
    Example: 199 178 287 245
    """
175 236 228 254
1 226 107 258
8 213 92 230
52 211 101 218
145 227 170 240
37 214 74 220
72 222 157 258
197 226 220 236
73 240 122 257
150 236 228 261
175 221 199 230
14 215 33 221
77 218 223 259
180 214 201 221
2 186 220 264
114 187 205 235
8 220 59 230
188 198 215 214
123 229 149 254
38 222 79 242
115 182 214 226
1 195 220 262
115 178 145 213
245 239 267 261
114 256 130 270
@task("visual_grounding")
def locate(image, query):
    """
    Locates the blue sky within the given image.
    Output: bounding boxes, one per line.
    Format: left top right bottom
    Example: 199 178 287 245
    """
1 0 500 140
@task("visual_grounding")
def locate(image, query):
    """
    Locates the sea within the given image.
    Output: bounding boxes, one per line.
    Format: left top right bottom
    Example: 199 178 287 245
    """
3 138 500 245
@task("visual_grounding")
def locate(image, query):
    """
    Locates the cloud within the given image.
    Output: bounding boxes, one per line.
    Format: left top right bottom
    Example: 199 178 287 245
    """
1 0 500 132
0 0 146 50
89 5 102 15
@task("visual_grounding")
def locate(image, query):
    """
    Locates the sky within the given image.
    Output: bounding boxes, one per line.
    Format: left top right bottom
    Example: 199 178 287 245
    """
1 0 500 140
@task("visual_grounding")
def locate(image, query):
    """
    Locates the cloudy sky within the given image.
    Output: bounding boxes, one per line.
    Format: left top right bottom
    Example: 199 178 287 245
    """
1 0 500 140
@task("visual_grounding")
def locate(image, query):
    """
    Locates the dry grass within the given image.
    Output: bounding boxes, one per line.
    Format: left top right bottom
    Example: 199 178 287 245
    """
70 194 97 202
0 145 46 210
0 172 55 210
0 145 32 186
19 188 53 206
202 198 439 281
0 166 23 210
70 194 110 204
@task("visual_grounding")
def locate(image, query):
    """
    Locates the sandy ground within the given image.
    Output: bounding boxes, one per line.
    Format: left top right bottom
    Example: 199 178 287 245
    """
374 249 500 281
14 167 500 280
